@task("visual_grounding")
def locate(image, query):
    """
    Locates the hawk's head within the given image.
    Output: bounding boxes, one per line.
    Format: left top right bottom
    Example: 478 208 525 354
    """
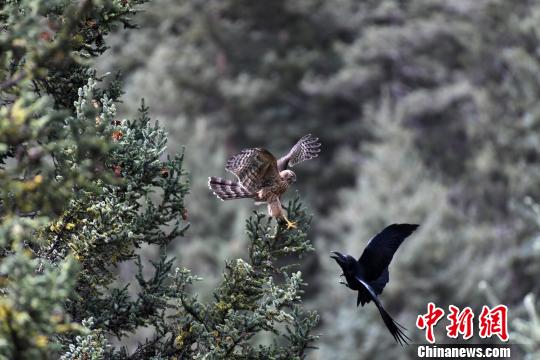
279 170 296 184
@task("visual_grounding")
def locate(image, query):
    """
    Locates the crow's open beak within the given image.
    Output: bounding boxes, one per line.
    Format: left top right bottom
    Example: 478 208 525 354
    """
330 251 344 262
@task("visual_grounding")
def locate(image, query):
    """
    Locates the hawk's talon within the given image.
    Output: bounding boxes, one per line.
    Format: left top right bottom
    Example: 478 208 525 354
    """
284 218 297 229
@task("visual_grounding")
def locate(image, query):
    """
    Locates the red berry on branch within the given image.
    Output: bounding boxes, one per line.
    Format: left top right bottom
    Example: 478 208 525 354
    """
113 165 122 177
181 208 188 221
39 31 52 42
112 130 123 141
160 167 170 178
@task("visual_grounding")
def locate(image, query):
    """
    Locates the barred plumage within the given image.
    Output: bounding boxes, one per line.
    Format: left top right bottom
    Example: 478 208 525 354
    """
209 134 321 229
225 148 280 193
208 177 253 200
277 134 321 170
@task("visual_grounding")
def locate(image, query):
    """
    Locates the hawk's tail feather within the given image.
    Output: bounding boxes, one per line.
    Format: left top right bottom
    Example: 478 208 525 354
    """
208 177 254 201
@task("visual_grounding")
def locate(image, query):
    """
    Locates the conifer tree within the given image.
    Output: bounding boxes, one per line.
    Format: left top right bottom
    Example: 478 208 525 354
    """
0 1 319 358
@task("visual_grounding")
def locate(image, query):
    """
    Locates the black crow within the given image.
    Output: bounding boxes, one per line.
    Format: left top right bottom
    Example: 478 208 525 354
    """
331 223 419 345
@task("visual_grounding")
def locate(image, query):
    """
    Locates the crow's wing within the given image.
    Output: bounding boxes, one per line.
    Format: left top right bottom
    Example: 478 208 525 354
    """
358 224 418 281
356 277 410 346
357 268 390 307
277 134 321 171
370 267 389 295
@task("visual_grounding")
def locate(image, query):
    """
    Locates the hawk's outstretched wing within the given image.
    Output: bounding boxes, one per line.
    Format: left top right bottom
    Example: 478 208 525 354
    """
225 148 281 193
277 134 321 171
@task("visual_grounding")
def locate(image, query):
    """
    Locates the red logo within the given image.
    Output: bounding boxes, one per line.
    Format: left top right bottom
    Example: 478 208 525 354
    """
446 305 474 340
478 305 509 341
416 302 445 344
416 303 509 343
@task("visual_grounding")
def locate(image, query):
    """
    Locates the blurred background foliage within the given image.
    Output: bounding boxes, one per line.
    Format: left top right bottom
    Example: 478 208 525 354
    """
95 0 540 358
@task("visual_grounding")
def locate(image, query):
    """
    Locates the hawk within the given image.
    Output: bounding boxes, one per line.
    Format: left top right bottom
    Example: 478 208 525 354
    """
208 134 321 229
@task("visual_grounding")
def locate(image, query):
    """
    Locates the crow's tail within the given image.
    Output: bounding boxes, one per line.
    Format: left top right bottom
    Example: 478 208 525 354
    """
357 277 411 346
375 299 410 346
208 177 254 200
